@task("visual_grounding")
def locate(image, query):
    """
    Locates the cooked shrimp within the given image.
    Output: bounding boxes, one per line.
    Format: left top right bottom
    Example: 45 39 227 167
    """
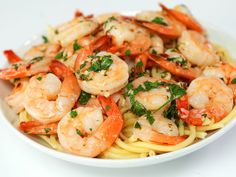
0 44 61 80
48 17 98 47
148 53 201 80
160 3 204 33
103 17 153 55
23 61 80 124
5 78 28 113
57 96 123 157
24 43 61 60
130 76 171 111
178 30 219 67
133 112 185 145
136 10 186 38
76 51 129 97
186 76 233 124
4 50 22 64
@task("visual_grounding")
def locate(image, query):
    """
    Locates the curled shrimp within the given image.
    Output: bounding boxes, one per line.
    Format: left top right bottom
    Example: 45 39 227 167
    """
148 52 201 80
0 44 61 80
128 76 171 111
23 60 80 124
48 16 99 47
75 43 129 96
136 10 186 39
57 96 123 157
160 3 204 33
133 112 185 145
103 17 155 56
178 30 219 67
5 78 28 113
184 76 233 125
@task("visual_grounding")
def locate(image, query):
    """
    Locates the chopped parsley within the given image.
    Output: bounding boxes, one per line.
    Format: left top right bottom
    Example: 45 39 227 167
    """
125 50 131 56
160 71 168 78
73 41 81 51
231 78 236 84
89 128 93 131
42 35 48 43
37 76 42 81
70 110 78 118
163 101 178 120
12 63 19 70
151 49 157 55
78 91 91 105
151 17 168 26
30 56 43 64
136 61 143 68
202 113 208 118
80 61 87 69
104 16 117 28
125 81 186 125
76 129 84 136
134 122 141 129
79 74 90 81
167 57 188 69
44 128 51 134
13 78 20 83
87 55 113 72
55 51 64 60
105 105 111 111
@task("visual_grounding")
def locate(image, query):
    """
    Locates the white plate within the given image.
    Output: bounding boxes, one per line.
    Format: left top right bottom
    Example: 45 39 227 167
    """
0 20 236 168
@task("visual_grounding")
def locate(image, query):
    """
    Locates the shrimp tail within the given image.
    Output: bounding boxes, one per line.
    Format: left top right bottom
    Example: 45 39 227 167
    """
97 96 123 147
159 3 204 33
0 66 28 80
19 121 58 135
134 53 148 77
150 131 186 145
50 60 72 78
148 53 200 80
3 50 22 64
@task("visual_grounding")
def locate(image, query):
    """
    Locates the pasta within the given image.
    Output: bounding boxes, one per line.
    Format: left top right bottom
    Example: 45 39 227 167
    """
1 3 236 159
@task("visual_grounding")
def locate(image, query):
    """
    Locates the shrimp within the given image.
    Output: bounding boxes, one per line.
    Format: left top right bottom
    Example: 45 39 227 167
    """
4 50 22 64
129 76 171 111
160 3 204 33
185 76 233 125
57 96 123 157
76 51 129 97
5 78 28 113
0 44 61 80
133 112 185 145
23 60 80 124
178 30 220 67
148 52 201 80
103 17 154 55
136 10 186 38
48 17 98 47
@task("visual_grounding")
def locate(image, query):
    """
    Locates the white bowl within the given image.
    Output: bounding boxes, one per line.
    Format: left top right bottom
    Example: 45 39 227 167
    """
1 22 236 168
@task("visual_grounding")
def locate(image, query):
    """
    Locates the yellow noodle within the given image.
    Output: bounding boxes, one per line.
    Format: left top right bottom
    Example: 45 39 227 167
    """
130 126 196 152
178 120 185 136
184 130 207 139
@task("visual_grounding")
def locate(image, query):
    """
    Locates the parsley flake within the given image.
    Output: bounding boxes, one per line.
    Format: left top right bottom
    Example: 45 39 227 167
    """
70 110 78 118
42 35 48 43
134 122 141 129
73 41 81 51
37 76 42 81
44 128 51 134
78 91 91 105
136 61 143 67
105 105 111 111
125 50 131 56
231 78 236 84
76 129 84 136
55 51 64 60
152 17 168 26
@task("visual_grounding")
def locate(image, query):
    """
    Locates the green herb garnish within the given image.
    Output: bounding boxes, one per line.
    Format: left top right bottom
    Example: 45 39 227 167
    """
125 50 131 56
73 41 81 51
79 91 91 105
163 101 178 119
55 51 63 60
231 78 236 84
151 17 168 26
30 56 43 64
37 76 42 81
134 122 141 129
44 128 51 134
105 105 111 111
42 35 48 43
167 57 188 69
136 61 143 67
76 129 84 136
70 110 78 118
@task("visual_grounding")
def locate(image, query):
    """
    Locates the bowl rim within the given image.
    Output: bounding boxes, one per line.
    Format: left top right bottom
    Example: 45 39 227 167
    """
1 19 236 168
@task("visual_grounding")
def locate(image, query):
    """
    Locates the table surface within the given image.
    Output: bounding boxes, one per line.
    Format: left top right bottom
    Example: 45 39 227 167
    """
0 0 236 176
